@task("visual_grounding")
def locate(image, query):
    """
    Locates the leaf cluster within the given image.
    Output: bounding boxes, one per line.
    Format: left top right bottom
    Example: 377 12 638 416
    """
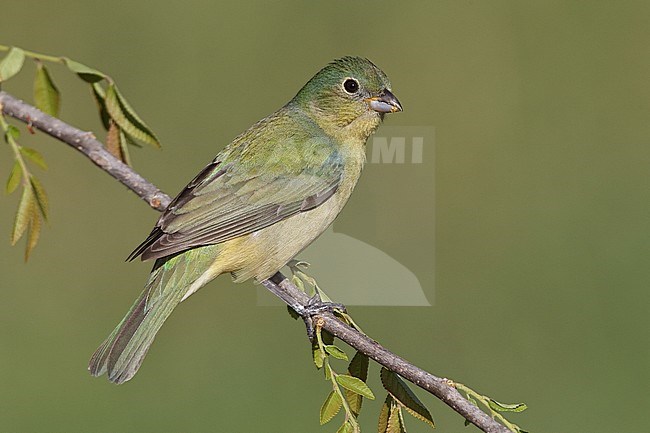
0 45 160 258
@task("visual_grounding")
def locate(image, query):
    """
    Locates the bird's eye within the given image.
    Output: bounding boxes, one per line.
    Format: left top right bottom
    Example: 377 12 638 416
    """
343 78 359 94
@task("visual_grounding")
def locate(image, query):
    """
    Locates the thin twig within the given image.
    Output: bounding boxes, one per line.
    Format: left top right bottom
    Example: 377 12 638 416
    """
0 90 511 433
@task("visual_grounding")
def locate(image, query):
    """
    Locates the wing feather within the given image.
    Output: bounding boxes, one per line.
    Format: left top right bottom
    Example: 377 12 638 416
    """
128 115 343 261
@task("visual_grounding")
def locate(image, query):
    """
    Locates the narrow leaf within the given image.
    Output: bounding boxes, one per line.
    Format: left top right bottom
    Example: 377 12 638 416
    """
313 344 325 369
397 405 407 433
348 351 369 382
316 286 333 303
325 345 349 361
324 362 332 381
20 147 47 170
319 391 342 425
6 161 22 194
378 395 391 433
33 63 60 116
336 375 375 400
380 368 434 428
337 420 355 433
346 389 363 417
291 274 305 292
29 176 49 221
387 402 405 433
346 352 370 416
63 58 106 83
0 47 26 82
487 399 528 413
25 206 41 261
118 128 132 165
91 82 111 130
104 84 160 148
11 186 35 244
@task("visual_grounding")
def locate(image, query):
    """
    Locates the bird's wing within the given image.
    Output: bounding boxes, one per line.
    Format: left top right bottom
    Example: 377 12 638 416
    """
128 132 343 261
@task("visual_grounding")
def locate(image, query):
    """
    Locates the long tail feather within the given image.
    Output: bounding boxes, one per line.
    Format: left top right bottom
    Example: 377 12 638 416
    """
89 246 220 384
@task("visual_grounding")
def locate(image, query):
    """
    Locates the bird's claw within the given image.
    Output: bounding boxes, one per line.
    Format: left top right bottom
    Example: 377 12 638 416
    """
299 294 347 340
306 294 347 314
286 259 345 339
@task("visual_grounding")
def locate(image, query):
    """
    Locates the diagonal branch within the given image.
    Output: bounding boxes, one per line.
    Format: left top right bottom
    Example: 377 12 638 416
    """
0 90 511 433
0 91 170 211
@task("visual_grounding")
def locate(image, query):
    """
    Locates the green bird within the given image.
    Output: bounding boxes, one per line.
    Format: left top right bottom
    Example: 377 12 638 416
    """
89 56 402 384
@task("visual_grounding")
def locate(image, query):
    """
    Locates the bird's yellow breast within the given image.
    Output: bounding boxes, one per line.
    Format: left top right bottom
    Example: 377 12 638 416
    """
213 137 367 283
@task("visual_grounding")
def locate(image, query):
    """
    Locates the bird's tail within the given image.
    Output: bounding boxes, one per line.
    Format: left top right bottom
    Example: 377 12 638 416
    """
88 246 221 384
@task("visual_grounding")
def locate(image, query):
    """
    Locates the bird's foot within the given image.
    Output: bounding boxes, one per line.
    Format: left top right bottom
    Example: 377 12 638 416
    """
286 260 366 337
300 294 347 340
306 293 346 314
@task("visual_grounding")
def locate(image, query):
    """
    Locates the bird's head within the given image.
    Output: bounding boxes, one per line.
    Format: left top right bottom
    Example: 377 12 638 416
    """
291 56 402 141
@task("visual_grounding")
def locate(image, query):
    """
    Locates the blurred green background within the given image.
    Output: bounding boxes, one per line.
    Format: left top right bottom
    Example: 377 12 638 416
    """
1 1 648 432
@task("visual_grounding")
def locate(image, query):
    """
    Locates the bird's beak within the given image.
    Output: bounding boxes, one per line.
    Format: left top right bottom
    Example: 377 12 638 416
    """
367 89 403 113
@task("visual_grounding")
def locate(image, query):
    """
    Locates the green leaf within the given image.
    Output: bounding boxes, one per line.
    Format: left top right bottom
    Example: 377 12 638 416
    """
325 345 349 361
346 388 363 417
315 286 333 303
386 401 405 433
324 362 332 381
336 420 355 433
319 390 342 425
29 176 48 221
291 274 305 292
20 147 47 170
91 82 111 130
380 368 434 428
336 375 375 400
313 344 325 369
314 330 334 369
63 58 106 83
0 47 26 82
346 352 370 416
348 351 369 382
378 395 391 433
25 204 41 261
487 399 528 413
397 405 408 433
117 131 140 151
118 128 132 166
11 186 35 245
4 124 20 142
33 63 60 116
6 161 22 194
104 83 161 148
